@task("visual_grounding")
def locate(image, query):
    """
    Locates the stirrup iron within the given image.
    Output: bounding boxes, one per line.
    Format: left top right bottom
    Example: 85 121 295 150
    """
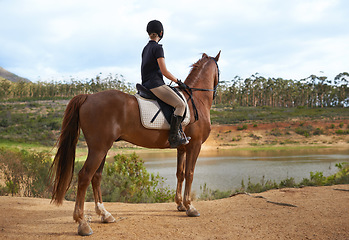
179 128 191 145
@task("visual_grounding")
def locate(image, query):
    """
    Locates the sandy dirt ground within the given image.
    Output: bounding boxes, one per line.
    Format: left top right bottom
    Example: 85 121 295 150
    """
1 185 349 240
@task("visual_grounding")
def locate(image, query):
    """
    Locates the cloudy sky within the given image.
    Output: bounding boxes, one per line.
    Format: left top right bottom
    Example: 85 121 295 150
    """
1 0 348 84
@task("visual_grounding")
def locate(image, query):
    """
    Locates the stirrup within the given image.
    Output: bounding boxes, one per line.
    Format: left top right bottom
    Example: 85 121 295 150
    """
180 129 191 145
169 130 191 148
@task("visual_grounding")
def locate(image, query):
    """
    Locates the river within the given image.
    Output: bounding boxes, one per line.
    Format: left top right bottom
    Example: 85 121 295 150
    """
139 148 349 194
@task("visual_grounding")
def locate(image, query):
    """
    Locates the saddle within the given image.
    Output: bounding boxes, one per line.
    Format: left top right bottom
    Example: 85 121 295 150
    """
135 84 190 130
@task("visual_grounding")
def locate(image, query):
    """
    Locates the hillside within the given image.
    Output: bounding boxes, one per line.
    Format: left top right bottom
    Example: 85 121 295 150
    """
0 66 30 83
0 99 348 149
205 119 349 151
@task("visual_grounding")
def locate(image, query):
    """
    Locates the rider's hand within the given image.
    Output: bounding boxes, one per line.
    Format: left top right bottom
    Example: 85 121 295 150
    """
176 79 187 89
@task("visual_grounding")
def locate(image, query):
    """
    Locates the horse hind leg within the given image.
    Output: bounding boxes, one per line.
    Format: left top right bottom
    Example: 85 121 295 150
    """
73 151 109 236
175 147 186 211
92 157 116 223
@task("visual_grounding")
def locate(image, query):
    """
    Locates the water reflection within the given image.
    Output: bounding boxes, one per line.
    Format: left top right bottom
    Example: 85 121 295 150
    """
139 148 349 193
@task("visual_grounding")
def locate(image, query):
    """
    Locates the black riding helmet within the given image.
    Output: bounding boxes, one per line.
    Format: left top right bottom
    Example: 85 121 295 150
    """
146 20 164 41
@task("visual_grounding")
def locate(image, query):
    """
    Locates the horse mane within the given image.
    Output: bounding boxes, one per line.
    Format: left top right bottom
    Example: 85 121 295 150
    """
186 53 211 84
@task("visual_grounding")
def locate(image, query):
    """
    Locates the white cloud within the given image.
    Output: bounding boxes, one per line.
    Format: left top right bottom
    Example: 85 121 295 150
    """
1 0 349 83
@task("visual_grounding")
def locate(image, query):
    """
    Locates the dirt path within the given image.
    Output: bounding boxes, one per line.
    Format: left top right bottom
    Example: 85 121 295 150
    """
1 185 348 239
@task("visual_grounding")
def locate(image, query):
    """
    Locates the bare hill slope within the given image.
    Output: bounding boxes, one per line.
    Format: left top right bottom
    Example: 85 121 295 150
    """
0 66 30 83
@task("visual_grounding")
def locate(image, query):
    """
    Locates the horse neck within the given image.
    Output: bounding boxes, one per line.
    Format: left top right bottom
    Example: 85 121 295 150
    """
185 59 215 89
185 61 216 105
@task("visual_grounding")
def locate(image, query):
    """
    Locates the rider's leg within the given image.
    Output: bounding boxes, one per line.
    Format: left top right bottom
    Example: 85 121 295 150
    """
168 114 189 148
150 85 186 116
150 85 189 147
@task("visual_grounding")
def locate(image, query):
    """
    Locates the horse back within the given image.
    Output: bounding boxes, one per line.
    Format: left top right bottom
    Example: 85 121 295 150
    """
78 90 170 148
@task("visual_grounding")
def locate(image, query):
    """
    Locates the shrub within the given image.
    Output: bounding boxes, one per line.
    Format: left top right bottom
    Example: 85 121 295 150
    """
295 125 313 137
66 153 175 203
249 133 261 140
270 128 283 136
230 162 349 196
335 129 349 135
199 183 232 200
0 148 51 197
245 176 279 193
237 124 248 130
0 149 174 203
313 128 324 135
232 135 242 141
325 162 349 185
279 177 296 188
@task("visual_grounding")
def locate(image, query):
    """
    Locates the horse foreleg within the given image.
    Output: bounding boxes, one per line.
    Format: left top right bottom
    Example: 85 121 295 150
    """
73 151 106 236
92 157 116 223
183 143 201 217
175 146 186 211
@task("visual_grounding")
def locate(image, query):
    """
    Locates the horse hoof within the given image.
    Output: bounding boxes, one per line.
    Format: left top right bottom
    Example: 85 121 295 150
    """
186 208 200 217
102 214 116 223
78 221 93 236
177 203 186 212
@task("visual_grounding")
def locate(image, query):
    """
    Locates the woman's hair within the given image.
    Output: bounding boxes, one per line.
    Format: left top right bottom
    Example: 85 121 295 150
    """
149 32 159 39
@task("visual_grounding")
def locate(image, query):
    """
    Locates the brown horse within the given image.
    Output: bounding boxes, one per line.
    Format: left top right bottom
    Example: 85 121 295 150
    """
50 51 221 236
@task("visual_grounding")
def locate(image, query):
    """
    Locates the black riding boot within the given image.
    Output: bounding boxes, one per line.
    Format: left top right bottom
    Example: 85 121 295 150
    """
169 114 189 148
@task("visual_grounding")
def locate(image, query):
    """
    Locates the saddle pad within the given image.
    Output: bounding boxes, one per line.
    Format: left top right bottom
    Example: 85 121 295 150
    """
135 92 190 130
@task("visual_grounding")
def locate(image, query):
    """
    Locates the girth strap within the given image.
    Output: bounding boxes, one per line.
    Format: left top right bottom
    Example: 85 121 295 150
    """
150 109 161 123
181 87 199 122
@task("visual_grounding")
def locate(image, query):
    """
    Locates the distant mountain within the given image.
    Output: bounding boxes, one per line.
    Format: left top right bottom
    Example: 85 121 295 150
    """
0 66 31 83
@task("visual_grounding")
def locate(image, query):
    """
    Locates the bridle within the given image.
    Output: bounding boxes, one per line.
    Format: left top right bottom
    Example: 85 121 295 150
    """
186 57 220 100
179 57 220 121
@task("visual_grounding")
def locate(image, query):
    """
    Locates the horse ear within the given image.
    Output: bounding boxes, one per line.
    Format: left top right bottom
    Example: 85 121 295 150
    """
202 53 209 58
214 50 221 62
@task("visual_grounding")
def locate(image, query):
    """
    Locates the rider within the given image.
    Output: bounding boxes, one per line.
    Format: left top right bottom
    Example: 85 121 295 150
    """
141 20 189 148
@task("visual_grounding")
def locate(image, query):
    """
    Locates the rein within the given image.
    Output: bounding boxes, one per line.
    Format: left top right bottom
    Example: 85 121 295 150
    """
188 57 220 98
180 57 220 121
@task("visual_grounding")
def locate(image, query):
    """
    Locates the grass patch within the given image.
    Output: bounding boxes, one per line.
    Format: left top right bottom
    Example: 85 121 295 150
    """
279 139 299 145
0 139 54 152
224 145 329 152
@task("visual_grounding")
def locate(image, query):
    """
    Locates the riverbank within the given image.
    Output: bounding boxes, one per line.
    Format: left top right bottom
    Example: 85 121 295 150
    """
0 119 348 160
205 119 349 150
107 119 349 156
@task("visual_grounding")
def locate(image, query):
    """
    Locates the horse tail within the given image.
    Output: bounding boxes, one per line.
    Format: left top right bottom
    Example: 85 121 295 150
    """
50 94 88 205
